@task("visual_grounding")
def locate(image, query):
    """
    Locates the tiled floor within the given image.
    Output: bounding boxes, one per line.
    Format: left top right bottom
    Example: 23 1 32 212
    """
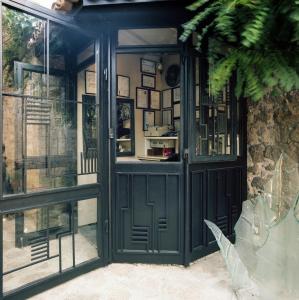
30 252 237 300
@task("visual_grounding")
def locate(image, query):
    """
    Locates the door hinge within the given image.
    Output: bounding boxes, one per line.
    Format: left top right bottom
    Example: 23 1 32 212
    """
184 149 189 160
109 128 114 139
104 68 108 81
104 219 109 234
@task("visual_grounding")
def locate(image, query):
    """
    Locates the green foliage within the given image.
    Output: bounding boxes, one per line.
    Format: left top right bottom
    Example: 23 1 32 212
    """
2 7 39 86
181 0 299 101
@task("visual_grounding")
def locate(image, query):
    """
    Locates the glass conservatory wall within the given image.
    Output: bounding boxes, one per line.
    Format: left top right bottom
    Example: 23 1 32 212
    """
1 5 99 294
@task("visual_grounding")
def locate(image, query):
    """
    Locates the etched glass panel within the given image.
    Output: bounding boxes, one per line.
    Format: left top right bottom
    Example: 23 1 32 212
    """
205 154 299 299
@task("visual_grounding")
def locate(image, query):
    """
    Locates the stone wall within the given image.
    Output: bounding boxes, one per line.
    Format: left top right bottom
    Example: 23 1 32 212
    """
247 91 299 198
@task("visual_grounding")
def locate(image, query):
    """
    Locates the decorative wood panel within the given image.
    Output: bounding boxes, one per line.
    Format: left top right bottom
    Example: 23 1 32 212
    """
190 164 245 261
114 172 182 261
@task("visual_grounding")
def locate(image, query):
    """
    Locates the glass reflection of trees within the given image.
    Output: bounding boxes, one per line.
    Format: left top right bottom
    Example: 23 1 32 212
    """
2 6 96 194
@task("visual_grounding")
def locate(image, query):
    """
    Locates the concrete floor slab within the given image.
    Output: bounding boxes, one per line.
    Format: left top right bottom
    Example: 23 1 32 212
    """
30 252 236 300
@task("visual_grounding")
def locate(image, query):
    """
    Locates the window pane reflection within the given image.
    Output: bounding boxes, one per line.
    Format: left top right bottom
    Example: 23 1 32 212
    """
195 58 234 157
3 97 98 194
2 10 99 195
2 6 46 94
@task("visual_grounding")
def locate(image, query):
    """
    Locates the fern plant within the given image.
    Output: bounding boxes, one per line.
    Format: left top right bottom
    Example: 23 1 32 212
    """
180 0 299 101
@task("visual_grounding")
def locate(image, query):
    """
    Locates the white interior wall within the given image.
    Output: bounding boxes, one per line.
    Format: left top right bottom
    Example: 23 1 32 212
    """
77 64 97 226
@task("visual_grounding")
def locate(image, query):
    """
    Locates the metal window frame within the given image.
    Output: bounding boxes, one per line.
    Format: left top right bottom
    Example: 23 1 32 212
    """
188 54 239 163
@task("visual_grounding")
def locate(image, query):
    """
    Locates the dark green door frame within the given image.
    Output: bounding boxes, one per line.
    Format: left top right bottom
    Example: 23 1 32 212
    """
108 25 187 264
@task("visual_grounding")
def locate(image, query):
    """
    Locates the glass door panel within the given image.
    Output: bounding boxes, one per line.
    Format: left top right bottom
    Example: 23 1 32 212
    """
115 52 181 162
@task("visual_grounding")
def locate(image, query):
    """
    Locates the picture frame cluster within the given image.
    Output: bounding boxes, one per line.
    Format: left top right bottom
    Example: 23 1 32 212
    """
117 58 181 132
136 58 160 111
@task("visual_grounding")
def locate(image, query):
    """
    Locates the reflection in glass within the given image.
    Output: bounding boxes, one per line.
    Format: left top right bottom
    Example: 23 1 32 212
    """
3 96 99 194
3 198 98 293
2 6 46 93
116 99 135 156
2 11 98 194
195 58 233 157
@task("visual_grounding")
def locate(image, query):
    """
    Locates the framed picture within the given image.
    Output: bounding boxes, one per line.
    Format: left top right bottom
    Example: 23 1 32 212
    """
136 88 149 109
173 103 180 118
140 58 156 75
162 89 172 109
142 74 156 89
143 110 156 131
85 70 96 94
117 75 130 97
174 118 180 132
162 109 173 126
149 90 161 110
173 87 180 103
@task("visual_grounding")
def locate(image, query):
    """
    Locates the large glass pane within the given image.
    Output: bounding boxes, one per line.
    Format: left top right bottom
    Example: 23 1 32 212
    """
2 6 46 94
3 95 99 194
116 53 181 162
118 28 178 46
195 58 234 157
3 198 99 293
